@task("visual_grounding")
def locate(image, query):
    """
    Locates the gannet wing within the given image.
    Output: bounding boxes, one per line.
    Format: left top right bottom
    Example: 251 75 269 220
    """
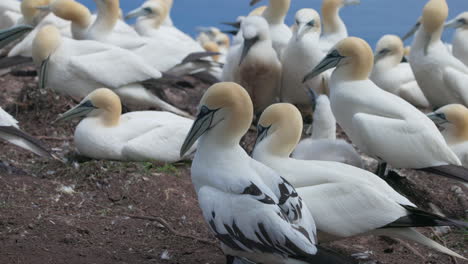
443 66 468 106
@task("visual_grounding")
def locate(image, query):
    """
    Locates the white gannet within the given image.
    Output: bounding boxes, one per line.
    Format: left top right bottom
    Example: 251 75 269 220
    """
292 95 363 168
0 0 21 30
280 8 327 110
179 82 354 264
303 37 468 182
428 104 468 167
222 16 281 114
445 12 468 66
0 107 54 158
253 103 468 259
250 0 292 59
56 88 195 162
196 27 230 63
408 0 468 109
370 35 430 108
319 0 359 53
32 25 190 117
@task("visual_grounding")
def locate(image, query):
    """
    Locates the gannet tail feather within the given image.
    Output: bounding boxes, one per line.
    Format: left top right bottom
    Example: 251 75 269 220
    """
419 165 468 183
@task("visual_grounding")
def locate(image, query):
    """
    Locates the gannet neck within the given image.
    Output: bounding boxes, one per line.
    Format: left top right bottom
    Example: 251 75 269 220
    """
421 0 448 43
51 0 92 29
32 25 62 64
258 103 303 157
89 88 121 127
91 0 120 36
321 0 346 35
161 0 173 9
263 0 290 24
21 0 51 25
335 37 373 81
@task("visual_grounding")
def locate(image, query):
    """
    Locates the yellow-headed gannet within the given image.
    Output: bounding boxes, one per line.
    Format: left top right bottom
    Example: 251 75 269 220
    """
319 0 359 53
407 0 468 108
180 82 355 264
303 37 468 182
222 16 281 114
253 103 468 259
56 88 195 162
370 35 430 108
32 25 190 117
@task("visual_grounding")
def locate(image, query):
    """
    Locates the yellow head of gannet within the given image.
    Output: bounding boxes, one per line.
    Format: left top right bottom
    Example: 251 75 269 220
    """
304 37 373 82
180 82 253 156
215 32 230 49
56 88 122 127
445 12 468 30
419 0 448 54
256 103 303 157
321 0 359 33
429 104 468 143
293 8 321 41
374 35 405 65
21 0 52 25
32 24 61 66
202 41 221 62
248 5 267 16
38 0 92 28
125 1 169 29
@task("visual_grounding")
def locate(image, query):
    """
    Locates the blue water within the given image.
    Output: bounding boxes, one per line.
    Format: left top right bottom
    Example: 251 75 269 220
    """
80 0 468 48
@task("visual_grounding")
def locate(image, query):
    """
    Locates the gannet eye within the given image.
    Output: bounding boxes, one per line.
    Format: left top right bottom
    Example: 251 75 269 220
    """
143 7 153 14
295 19 300 25
307 20 315 27
458 18 467 25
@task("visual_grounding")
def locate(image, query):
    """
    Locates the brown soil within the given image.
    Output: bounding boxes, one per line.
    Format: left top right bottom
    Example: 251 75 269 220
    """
0 65 467 264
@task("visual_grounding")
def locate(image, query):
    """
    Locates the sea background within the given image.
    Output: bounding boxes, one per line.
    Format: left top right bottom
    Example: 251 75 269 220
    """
80 0 468 48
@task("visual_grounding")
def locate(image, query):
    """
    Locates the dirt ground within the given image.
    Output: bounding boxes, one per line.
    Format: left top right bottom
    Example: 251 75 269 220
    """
0 64 467 264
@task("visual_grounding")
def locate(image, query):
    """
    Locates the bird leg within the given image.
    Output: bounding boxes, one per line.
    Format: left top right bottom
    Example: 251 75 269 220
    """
375 161 388 178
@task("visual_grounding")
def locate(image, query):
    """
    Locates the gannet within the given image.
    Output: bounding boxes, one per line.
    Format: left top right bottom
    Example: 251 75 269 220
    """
0 0 21 30
32 25 190 117
56 88 195 162
408 0 468 109
428 104 468 167
249 0 292 59
303 37 468 182
253 103 468 259
0 107 54 158
319 0 359 53
292 95 363 168
370 35 430 108
222 16 281 114
196 27 230 63
280 9 327 110
179 82 354 264
445 12 468 66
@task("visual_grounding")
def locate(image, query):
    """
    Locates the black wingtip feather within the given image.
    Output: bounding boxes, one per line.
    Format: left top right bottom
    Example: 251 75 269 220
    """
385 205 468 229
300 246 357 264
419 165 468 183
0 126 54 159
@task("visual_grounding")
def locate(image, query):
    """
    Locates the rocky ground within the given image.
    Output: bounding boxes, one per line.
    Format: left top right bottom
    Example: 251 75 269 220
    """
0 64 467 264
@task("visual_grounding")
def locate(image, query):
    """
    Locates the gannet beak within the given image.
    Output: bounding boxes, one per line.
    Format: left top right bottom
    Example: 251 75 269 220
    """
296 23 307 41
343 0 361 6
55 100 96 123
221 21 241 29
427 112 448 126
303 50 344 83
196 26 212 33
240 36 259 66
125 7 151 20
401 22 420 41
374 48 390 62
38 56 51 90
254 124 270 149
250 0 262 6
0 25 34 49
444 18 465 29
36 5 52 12
222 30 239 36
180 106 220 157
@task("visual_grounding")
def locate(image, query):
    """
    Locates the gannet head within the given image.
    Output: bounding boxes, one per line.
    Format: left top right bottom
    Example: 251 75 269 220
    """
293 8 321 41
125 1 168 28
37 0 92 28
374 35 404 64
322 0 360 11
304 37 373 82
421 0 448 35
239 16 269 65
255 103 303 157
56 88 122 127
21 0 52 25
180 82 253 156
203 41 221 62
445 12 468 30
32 24 61 65
248 5 267 16
215 32 231 49
428 104 468 142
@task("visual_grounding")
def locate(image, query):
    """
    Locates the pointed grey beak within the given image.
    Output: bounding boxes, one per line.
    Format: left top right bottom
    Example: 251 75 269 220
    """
254 125 270 149
36 5 52 12
401 21 420 41
250 0 262 6
427 112 448 126
55 100 96 123
303 50 344 83
180 106 220 157
125 7 151 20
444 18 466 29
240 36 259 66
0 25 34 49
221 21 241 29
222 30 239 36
38 56 50 90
